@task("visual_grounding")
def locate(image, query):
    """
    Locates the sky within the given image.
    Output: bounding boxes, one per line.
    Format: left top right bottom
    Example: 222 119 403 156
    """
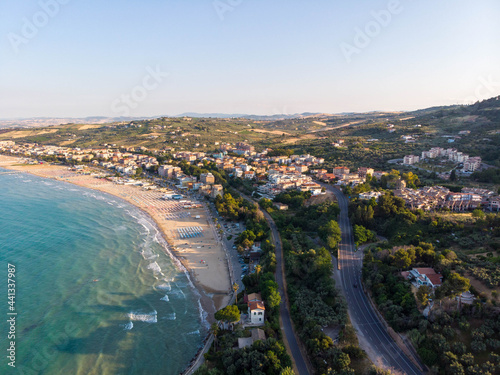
1 0 499 118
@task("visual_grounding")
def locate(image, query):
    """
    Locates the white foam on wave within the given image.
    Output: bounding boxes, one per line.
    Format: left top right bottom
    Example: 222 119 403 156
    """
147 261 162 274
124 202 209 330
157 281 171 291
160 295 169 302
122 322 134 330
187 330 200 335
127 310 157 323
164 313 176 320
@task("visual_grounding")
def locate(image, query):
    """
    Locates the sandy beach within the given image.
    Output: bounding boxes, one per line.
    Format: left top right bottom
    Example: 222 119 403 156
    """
0 155 231 318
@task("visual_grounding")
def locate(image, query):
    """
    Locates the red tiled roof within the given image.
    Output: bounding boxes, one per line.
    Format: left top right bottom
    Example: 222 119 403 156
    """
248 301 265 311
427 274 443 286
415 268 436 275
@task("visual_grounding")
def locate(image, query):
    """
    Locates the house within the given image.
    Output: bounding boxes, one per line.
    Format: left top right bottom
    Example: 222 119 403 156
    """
403 155 420 165
211 184 224 199
359 191 383 200
274 202 289 211
463 157 481 172
401 268 443 289
248 301 265 325
357 167 374 178
244 293 262 303
456 291 476 305
243 171 255 179
299 182 322 195
200 172 215 184
333 166 350 177
488 196 500 212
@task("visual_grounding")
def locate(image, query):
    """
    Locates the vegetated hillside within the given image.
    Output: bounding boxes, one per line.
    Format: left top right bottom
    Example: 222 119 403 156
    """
0 117 286 151
264 96 500 169
3 97 499 161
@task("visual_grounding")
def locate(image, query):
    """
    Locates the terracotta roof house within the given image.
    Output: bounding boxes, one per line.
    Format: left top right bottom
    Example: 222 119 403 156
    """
244 293 262 303
401 268 443 288
248 301 265 325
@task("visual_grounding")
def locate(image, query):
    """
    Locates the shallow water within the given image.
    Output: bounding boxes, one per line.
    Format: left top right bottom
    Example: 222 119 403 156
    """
0 169 206 374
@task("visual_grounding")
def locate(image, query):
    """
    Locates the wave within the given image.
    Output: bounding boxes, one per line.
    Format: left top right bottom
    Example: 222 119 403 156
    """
157 281 171 291
160 295 169 302
127 310 157 323
147 261 162 274
187 330 200 335
122 322 134 330
164 313 176 320
198 299 210 330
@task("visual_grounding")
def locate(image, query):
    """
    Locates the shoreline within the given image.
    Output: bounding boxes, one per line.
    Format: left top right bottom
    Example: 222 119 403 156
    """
0 155 231 323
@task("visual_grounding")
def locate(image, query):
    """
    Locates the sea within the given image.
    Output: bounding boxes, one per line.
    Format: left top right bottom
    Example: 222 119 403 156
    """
0 169 206 375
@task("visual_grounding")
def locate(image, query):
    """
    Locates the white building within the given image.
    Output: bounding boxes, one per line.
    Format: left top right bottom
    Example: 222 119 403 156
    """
463 157 481 172
248 301 265 325
403 155 420 165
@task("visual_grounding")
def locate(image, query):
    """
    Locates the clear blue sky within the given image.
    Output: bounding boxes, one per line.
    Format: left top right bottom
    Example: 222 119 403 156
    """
1 0 499 118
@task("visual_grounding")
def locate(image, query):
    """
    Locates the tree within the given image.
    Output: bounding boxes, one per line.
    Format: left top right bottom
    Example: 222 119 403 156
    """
416 285 432 307
255 265 262 279
449 360 465 375
266 287 281 311
472 209 485 219
320 220 341 250
135 167 143 176
214 305 240 324
450 169 457 181
393 248 412 270
403 171 420 188
232 282 239 304
367 366 393 375
210 322 220 350
442 272 471 297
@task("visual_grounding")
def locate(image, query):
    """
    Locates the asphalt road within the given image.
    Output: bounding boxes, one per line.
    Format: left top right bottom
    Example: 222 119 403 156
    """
239 192 311 375
324 184 422 375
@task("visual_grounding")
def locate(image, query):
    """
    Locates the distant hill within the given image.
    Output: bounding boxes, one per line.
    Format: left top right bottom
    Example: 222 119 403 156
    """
175 112 324 120
0 116 152 129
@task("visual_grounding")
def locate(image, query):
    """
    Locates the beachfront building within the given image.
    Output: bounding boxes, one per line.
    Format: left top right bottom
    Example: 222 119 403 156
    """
248 301 265 325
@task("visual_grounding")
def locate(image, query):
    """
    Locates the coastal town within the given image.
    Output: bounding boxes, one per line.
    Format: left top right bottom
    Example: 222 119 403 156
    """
1 140 498 214
1 127 499 375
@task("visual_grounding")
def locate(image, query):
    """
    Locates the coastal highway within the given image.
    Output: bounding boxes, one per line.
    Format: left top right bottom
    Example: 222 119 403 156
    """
239 192 311 375
324 184 422 375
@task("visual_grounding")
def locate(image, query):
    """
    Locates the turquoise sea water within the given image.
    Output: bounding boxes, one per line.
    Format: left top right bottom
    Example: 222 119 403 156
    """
0 169 206 374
